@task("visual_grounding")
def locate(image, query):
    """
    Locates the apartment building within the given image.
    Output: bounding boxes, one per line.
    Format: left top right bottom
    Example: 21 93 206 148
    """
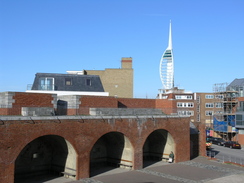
26 57 133 98
85 57 133 98
157 88 223 125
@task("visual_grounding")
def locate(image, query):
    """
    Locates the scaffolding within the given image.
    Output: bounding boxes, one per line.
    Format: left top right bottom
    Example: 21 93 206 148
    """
212 83 238 140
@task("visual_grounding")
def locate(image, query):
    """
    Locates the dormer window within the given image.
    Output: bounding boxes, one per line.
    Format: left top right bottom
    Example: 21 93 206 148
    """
39 77 54 90
86 79 91 86
65 78 72 86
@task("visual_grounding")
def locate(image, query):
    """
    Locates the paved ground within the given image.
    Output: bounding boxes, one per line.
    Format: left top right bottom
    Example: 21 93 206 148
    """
17 156 244 183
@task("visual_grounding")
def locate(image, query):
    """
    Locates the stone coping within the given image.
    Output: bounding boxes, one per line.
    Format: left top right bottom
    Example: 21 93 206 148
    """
0 114 187 121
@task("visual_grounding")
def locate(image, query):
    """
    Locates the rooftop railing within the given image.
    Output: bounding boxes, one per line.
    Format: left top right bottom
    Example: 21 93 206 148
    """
27 84 56 91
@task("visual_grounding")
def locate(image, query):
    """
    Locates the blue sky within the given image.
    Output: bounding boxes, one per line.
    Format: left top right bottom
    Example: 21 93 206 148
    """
1 0 244 98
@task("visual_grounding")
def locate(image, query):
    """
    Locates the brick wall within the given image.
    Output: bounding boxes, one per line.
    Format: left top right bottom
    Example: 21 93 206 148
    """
238 97 244 102
77 96 118 115
0 108 9 115
0 93 189 116
155 99 177 114
85 58 133 98
117 98 155 108
237 134 244 145
0 92 56 115
80 96 118 108
0 116 191 182
1 93 175 116
190 122 206 158
13 92 55 106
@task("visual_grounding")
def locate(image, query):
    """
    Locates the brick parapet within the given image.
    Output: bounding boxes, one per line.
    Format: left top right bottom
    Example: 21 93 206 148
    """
117 98 155 108
79 96 117 108
0 92 56 115
0 93 181 116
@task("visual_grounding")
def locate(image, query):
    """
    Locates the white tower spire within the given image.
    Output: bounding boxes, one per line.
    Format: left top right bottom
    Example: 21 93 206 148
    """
159 20 174 91
167 20 172 50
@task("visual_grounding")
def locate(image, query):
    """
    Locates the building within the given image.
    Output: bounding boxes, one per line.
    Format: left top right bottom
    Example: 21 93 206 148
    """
198 80 244 145
85 57 133 98
28 72 108 96
195 92 222 126
156 88 224 126
156 87 194 117
210 83 238 140
27 57 133 98
226 79 244 143
159 20 174 93
227 78 244 97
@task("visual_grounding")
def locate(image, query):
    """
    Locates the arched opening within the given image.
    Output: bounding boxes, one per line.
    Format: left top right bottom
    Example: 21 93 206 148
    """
143 129 174 167
90 132 133 177
190 122 200 159
14 135 76 183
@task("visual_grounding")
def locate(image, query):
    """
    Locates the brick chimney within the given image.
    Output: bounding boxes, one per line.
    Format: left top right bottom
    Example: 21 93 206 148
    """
121 57 132 69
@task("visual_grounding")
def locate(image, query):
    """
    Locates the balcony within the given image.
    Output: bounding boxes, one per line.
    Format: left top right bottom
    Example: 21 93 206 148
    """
27 84 56 91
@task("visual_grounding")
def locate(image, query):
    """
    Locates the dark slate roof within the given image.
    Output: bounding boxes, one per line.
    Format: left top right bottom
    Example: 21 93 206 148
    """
228 78 244 87
31 73 104 92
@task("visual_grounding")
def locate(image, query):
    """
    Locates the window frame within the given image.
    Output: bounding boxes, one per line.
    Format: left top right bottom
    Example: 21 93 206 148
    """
65 78 72 86
86 78 91 86
205 103 214 108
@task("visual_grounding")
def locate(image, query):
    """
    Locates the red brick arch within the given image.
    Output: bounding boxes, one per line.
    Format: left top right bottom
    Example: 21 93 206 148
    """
12 133 78 164
0 116 191 182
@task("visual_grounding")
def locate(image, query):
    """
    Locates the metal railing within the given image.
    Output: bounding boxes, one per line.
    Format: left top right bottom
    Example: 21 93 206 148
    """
206 150 244 165
26 84 56 91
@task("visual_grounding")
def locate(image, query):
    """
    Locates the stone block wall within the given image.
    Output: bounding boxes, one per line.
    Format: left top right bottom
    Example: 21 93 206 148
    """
89 108 163 116
21 107 55 116
0 92 56 115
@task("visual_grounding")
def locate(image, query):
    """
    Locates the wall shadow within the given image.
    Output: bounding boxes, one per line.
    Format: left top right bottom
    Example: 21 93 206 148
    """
56 100 68 115
14 135 68 183
190 122 200 159
90 132 132 177
143 129 174 168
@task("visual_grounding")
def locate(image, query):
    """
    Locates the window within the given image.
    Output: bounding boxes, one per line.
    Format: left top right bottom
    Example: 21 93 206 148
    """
175 95 192 99
161 96 168 99
205 95 214 99
197 96 200 104
215 95 224 99
178 110 194 116
197 105 200 113
205 103 214 108
65 78 72 86
236 114 244 127
177 102 194 108
205 111 213 116
197 114 200 122
86 79 91 86
33 153 39 159
39 77 54 90
215 103 223 108
239 101 244 111
236 114 242 121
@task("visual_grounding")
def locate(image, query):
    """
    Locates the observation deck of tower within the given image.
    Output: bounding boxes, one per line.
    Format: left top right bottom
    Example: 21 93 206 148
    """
159 21 174 92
